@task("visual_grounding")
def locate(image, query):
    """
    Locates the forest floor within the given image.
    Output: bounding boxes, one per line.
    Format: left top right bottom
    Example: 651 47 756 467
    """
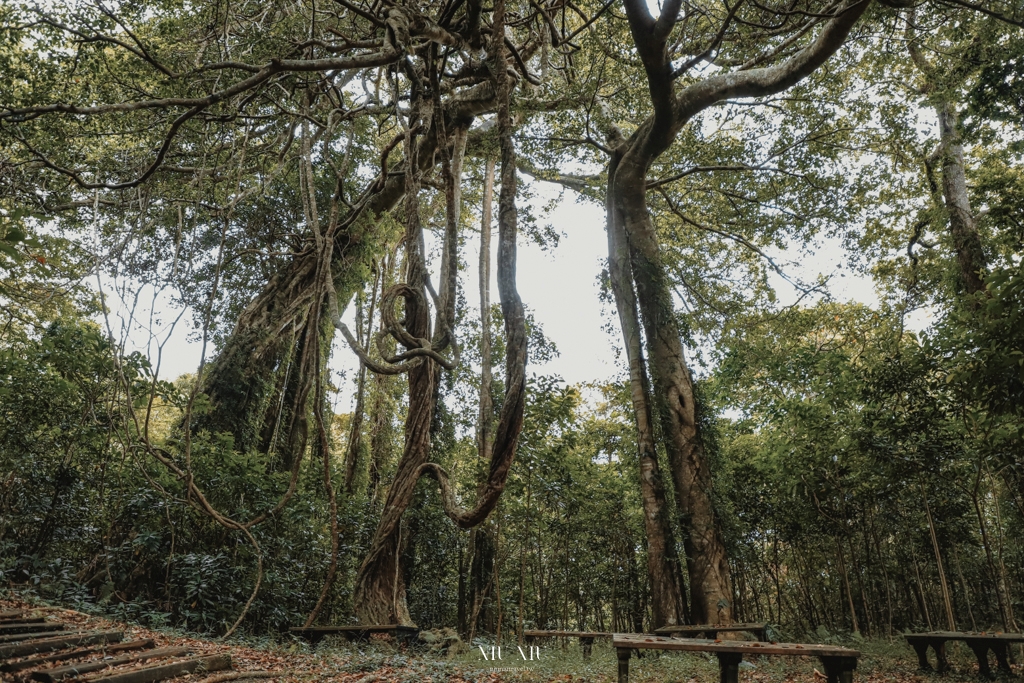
2 597 1020 683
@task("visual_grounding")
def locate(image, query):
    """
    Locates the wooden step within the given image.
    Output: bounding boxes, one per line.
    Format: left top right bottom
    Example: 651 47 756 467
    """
1 639 156 673
31 646 190 682
0 631 123 659
77 654 231 683
0 610 27 620
0 617 46 626
0 622 64 636
0 629 71 644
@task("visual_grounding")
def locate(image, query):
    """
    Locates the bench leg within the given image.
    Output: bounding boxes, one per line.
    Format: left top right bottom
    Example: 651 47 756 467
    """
581 637 594 660
992 643 1012 673
617 647 631 683
910 642 932 671
821 656 857 683
718 652 743 683
967 642 993 678
934 641 949 674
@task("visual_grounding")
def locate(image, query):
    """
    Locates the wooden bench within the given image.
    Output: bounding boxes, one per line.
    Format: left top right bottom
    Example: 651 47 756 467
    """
288 625 419 645
613 634 859 683
905 631 1024 676
523 630 612 659
655 623 768 641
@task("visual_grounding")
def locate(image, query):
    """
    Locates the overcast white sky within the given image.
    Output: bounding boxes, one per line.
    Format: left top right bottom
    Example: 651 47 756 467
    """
100 177 908 416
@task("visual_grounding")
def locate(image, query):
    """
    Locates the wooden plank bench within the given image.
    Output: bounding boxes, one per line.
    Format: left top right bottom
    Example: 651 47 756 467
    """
288 625 419 645
613 634 859 683
523 630 612 659
655 623 769 641
905 631 1024 676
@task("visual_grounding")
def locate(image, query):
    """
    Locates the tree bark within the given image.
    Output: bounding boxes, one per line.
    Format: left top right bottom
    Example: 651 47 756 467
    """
907 32 987 296
468 528 496 640
935 101 987 295
191 250 321 471
606 151 688 630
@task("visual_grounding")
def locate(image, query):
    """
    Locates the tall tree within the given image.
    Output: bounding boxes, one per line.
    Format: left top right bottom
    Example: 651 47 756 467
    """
601 0 872 623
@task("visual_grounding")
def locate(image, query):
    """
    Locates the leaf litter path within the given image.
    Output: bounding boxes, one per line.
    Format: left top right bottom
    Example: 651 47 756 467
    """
0 599 496 683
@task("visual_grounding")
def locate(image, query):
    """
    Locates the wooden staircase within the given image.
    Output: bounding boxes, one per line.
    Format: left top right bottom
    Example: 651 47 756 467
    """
0 610 231 683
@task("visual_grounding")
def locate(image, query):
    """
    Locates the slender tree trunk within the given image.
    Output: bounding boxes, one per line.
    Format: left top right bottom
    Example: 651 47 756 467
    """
518 464 530 644
907 38 987 297
952 544 977 631
367 254 399 502
735 562 747 624
849 534 873 638
934 101 987 295
606 151 688 630
458 536 468 636
495 514 503 642
774 536 783 627
469 528 496 638
836 538 860 634
868 512 894 637
479 156 495 462
467 155 498 639
910 542 934 630
986 469 1019 630
344 312 368 494
344 269 380 495
972 483 1014 630
921 482 956 630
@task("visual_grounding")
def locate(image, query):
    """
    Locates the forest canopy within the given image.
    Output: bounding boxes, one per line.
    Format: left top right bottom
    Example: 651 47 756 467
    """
1 0 1023 643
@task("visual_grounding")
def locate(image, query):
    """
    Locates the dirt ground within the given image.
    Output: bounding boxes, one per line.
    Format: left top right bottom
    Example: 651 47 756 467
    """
2 596 1020 683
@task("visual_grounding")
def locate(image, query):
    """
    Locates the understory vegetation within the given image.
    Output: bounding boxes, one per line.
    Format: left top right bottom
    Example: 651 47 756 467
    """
3 296 1022 640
